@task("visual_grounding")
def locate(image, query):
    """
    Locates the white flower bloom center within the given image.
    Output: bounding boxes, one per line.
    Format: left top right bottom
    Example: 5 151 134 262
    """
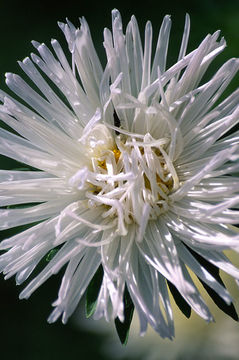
74 123 180 238
85 124 115 157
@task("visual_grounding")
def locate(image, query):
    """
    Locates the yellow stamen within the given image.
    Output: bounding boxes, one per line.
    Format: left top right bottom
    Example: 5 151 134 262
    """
97 148 121 170
113 148 121 162
98 159 107 170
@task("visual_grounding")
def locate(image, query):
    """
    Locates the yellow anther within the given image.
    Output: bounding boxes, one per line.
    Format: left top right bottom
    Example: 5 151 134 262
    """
113 148 121 162
97 148 121 170
98 159 106 170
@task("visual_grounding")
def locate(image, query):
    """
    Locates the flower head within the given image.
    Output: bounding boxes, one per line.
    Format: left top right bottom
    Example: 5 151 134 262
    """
1 9 239 342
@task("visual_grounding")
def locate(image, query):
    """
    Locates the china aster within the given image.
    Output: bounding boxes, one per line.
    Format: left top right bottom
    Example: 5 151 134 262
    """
0 9 239 343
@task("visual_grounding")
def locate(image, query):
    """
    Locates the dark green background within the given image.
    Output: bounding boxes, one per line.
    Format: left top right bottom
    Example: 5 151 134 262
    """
0 0 239 359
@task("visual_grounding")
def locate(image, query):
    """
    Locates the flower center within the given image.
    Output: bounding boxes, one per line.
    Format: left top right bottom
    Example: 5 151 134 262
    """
75 124 180 237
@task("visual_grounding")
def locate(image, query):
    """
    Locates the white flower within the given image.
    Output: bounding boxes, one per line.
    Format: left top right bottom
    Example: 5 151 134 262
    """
1 9 239 341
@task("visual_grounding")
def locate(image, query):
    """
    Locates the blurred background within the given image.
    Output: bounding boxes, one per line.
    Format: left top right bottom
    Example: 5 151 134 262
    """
1 0 239 359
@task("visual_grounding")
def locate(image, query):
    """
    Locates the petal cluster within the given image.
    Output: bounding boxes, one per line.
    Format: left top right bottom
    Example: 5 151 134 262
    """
0 9 239 340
